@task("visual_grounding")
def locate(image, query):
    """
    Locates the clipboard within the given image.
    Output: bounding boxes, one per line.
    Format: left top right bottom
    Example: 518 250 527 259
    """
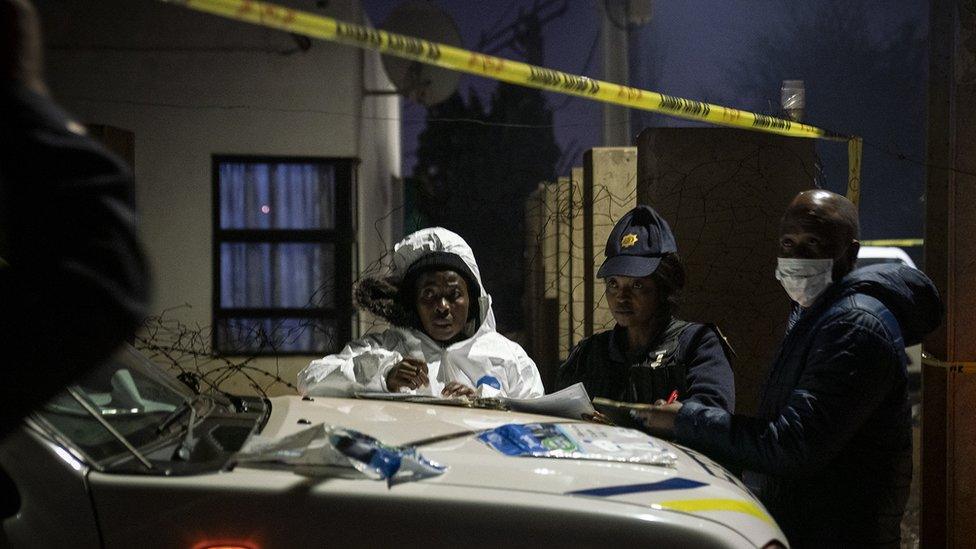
591 397 655 429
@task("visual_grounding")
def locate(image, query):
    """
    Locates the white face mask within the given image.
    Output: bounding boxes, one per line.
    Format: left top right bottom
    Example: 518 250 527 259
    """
775 257 834 308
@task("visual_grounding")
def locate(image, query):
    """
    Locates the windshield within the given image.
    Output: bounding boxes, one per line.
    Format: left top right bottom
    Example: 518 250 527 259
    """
856 257 905 268
36 345 196 464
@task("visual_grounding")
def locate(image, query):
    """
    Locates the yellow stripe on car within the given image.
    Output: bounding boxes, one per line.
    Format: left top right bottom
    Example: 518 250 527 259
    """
657 498 775 525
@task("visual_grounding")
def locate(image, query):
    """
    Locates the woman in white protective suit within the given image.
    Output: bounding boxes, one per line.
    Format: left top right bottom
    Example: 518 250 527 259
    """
298 228 544 399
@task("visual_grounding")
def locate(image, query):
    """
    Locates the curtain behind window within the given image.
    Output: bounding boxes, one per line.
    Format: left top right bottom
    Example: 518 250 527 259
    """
218 162 337 352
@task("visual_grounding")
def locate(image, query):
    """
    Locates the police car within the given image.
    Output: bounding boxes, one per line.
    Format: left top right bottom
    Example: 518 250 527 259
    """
0 345 787 548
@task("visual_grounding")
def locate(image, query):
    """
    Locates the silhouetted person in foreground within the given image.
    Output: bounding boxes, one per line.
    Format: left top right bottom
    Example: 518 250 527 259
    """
0 0 150 439
633 190 942 548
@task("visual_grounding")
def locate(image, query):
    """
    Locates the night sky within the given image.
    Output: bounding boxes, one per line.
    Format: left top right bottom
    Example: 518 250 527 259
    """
363 0 929 249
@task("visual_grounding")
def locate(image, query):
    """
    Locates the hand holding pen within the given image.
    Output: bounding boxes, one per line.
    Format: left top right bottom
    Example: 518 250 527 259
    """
629 390 682 437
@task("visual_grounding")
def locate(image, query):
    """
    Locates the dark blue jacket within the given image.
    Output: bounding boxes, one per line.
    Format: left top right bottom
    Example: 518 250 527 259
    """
673 264 941 548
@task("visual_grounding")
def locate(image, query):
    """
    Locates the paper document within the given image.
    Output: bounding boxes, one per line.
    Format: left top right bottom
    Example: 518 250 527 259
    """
501 382 595 420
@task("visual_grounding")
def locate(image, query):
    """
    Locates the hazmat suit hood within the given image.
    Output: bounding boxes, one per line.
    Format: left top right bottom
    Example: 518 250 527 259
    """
388 227 495 339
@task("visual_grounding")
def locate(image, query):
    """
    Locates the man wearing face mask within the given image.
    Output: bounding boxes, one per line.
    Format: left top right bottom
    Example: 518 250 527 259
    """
632 190 942 548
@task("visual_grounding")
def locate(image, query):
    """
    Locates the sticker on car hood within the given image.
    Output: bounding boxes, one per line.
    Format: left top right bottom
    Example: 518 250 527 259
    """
478 423 677 466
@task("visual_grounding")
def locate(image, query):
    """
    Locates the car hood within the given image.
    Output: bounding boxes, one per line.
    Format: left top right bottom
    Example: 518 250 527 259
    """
255 395 786 547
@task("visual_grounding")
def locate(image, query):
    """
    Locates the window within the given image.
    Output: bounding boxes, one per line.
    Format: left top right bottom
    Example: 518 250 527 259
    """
212 156 354 355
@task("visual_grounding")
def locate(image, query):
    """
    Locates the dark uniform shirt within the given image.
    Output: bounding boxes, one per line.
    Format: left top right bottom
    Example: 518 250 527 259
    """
555 317 735 412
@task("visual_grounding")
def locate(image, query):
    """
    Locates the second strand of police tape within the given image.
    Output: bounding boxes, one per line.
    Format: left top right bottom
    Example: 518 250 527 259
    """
163 0 863 197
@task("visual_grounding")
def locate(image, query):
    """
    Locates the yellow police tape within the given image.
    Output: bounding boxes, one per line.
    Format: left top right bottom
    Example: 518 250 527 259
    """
922 357 976 374
860 239 924 247
657 498 774 525
162 0 862 194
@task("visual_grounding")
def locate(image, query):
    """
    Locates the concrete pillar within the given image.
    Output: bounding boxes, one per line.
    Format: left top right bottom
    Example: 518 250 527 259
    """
523 183 559 391
635 128 816 414
922 0 976 545
542 182 560 304
555 176 573 360
583 148 638 336
523 184 557 387
570 166 587 351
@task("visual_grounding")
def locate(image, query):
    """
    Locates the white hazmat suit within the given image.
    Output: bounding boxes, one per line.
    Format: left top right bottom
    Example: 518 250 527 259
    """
298 228 544 399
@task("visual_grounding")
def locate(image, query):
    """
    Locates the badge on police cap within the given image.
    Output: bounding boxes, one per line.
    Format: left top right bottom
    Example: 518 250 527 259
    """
621 233 639 248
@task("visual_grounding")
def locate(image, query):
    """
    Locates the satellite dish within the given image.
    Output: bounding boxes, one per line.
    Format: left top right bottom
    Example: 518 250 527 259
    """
380 1 462 106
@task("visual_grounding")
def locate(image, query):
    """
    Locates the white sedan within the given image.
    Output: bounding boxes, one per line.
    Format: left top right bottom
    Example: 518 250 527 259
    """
1 346 787 548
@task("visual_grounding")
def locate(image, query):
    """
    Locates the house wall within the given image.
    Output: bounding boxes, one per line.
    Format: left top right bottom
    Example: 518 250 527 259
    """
35 0 400 395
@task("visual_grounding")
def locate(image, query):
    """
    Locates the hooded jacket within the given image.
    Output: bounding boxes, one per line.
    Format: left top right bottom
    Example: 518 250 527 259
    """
672 264 941 548
298 228 544 399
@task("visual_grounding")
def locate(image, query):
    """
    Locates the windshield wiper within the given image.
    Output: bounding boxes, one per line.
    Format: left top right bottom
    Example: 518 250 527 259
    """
174 400 198 460
154 394 211 461
67 387 153 471
155 394 206 434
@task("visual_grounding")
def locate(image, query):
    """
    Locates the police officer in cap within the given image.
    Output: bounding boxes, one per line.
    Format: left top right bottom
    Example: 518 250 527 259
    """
555 205 735 414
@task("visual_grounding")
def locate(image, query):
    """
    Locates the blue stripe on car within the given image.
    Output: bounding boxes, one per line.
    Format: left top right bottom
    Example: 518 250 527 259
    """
567 477 708 497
